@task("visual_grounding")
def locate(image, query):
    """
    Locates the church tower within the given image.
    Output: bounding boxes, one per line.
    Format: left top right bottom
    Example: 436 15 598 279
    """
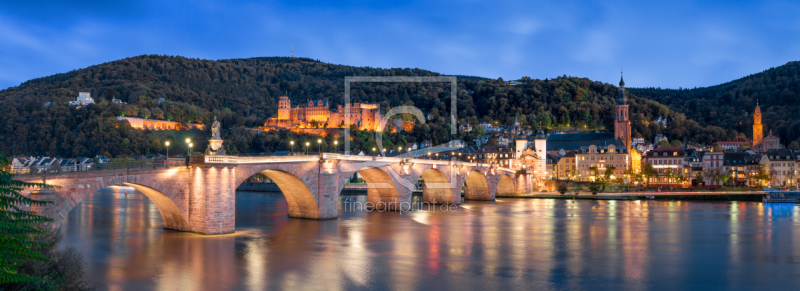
614 73 632 150
753 102 763 145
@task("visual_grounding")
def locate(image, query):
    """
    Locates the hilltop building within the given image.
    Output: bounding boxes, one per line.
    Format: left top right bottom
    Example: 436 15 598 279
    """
69 92 95 106
265 95 413 132
117 116 206 131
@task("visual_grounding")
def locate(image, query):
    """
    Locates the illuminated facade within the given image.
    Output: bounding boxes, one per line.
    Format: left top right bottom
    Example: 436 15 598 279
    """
753 103 762 145
117 116 206 131
642 146 686 187
264 96 391 131
574 144 630 182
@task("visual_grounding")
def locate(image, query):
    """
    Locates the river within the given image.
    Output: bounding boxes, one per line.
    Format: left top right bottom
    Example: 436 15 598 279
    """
58 187 800 290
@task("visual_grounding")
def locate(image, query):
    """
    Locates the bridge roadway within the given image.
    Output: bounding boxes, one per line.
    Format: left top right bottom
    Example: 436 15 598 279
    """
22 154 538 235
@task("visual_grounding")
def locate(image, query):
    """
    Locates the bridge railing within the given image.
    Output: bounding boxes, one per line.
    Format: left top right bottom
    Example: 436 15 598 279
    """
12 158 186 179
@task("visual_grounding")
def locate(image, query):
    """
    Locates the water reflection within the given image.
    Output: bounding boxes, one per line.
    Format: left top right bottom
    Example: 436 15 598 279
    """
60 189 800 290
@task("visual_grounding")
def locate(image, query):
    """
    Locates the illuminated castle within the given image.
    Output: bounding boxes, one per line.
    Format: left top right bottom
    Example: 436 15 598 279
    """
265 95 400 131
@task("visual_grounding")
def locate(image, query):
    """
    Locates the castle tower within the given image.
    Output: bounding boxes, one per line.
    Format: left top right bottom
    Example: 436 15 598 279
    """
515 133 528 160
277 96 291 120
753 102 763 145
614 72 632 150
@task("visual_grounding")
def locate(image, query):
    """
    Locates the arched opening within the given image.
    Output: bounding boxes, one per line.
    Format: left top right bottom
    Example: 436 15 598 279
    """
258 170 320 219
495 175 516 196
356 167 400 210
57 183 188 231
120 183 189 230
420 168 452 204
464 171 491 200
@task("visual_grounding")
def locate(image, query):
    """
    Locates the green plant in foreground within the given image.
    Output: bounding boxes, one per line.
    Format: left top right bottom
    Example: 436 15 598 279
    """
0 153 59 284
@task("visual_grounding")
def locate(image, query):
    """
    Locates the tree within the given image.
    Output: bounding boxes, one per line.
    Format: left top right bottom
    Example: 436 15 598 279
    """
670 140 683 147
602 166 616 184
656 140 671 147
642 163 658 186
0 153 57 283
751 164 771 187
588 184 602 196
557 184 568 195
719 169 731 186
694 171 703 186
789 141 800 149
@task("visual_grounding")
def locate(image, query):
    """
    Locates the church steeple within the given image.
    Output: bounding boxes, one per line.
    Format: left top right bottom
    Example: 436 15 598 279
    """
616 70 627 105
753 102 763 145
614 69 631 150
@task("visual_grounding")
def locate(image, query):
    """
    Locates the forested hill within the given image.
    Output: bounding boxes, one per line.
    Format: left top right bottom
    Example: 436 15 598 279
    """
0 54 777 157
628 61 800 146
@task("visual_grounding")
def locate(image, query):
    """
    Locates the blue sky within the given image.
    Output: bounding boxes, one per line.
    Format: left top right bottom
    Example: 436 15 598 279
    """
1 0 799 90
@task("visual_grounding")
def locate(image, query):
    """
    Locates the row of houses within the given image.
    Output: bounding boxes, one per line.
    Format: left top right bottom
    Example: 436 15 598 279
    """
413 137 798 188
11 156 97 173
642 147 799 188
9 154 177 174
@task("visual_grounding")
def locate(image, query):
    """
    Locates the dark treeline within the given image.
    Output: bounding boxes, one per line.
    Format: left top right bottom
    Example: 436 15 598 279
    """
628 61 800 146
1 54 791 157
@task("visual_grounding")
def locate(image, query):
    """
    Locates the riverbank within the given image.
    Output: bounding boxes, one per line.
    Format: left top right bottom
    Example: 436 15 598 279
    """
239 183 769 202
498 191 768 201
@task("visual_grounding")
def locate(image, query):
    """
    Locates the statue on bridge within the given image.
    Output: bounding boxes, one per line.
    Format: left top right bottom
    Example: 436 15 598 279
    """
205 116 226 155
211 116 222 140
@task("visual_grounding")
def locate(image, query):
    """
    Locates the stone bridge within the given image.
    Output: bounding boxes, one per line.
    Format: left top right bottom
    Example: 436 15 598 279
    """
23 154 537 235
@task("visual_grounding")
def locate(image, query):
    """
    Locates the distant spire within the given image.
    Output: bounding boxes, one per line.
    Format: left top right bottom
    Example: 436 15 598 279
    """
616 68 627 105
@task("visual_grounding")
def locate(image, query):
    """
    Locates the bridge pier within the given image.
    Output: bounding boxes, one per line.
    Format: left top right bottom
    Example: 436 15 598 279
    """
187 164 237 234
30 189 58 229
318 172 342 219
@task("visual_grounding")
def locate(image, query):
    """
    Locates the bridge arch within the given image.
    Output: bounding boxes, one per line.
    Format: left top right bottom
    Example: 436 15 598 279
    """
355 167 400 210
495 174 516 196
257 169 320 219
118 183 189 230
463 170 491 200
43 172 190 231
419 168 452 204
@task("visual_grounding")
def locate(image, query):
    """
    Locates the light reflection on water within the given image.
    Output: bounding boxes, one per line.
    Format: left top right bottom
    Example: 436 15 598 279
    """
59 189 800 290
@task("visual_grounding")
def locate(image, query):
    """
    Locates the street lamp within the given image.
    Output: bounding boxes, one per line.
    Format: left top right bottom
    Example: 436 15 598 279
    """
185 139 191 156
290 141 294 154
317 139 322 153
305 142 310 154
334 140 338 153
165 141 170 163
372 147 376 156
189 143 193 156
